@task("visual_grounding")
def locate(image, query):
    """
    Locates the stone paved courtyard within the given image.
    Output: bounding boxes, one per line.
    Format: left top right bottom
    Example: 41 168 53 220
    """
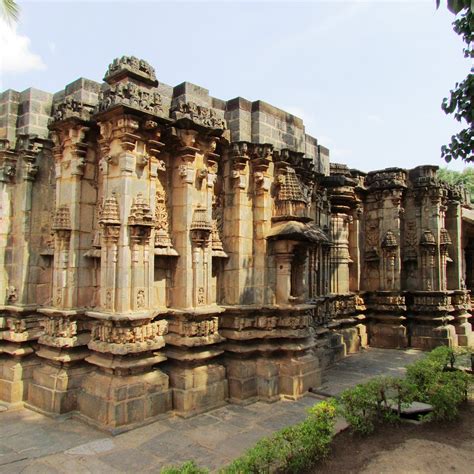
0 348 422 473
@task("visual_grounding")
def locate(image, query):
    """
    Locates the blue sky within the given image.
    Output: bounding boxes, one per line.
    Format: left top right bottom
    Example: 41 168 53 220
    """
1 0 471 172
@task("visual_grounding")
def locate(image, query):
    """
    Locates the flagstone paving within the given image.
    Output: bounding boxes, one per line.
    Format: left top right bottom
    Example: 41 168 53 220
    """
0 348 423 473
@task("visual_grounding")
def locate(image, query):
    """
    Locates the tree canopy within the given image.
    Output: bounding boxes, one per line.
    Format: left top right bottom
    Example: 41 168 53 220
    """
437 1 473 163
436 1 474 16
437 167 474 202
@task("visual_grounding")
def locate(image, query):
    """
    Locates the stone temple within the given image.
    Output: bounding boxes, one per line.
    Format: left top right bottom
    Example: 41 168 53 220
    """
1 56 473 432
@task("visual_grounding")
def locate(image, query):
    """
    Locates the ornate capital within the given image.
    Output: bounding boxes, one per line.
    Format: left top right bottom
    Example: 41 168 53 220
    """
250 143 272 193
230 141 250 189
0 140 17 183
17 136 43 182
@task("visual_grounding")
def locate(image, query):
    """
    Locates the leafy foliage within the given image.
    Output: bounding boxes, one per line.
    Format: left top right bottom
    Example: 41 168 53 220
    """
405 346 472 421
223 400 337 473
438 4 474 162
1 0 19 22
337 376 417 434
436 1 474 16
339 346 472 433
437 167 474 202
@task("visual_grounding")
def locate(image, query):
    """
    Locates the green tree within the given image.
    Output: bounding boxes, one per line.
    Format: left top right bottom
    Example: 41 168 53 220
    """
1 0 19 22
436 1 473 15
437 167 474 202
437 1 473 163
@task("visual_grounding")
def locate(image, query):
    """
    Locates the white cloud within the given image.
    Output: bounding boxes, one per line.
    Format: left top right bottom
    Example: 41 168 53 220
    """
0 19 46 74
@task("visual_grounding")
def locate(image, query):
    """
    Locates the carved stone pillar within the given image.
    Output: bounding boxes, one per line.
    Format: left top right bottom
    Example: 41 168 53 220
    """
0 136 44 407
363 169 408 349
165 128 227 417
321 164 365 356
329 213 352 294
406 166 457 348
250 144 272 305
223 141 252 305
0 139 17 307
446 197 463 289
28 116 95 415
77 58 172 431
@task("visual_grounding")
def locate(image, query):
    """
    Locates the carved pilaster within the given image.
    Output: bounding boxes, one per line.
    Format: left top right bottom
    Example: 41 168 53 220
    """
0 140 17 184
175 129 199 184
17 136 42 182
99 193 121 312
250 144 272 194
230 141 250 189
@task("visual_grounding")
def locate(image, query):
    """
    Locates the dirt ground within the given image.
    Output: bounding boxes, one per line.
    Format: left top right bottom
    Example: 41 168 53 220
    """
315 401 474 474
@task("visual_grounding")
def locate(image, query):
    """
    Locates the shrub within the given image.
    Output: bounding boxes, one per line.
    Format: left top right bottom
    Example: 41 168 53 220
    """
223 435 288 474
405 347 472 421
161 461 209 474
284 400 337 472
423 369 471 420
223 399 337 473
337 376 416 434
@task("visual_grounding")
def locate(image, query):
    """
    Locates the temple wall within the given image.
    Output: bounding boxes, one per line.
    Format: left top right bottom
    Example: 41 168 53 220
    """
0 56 472 430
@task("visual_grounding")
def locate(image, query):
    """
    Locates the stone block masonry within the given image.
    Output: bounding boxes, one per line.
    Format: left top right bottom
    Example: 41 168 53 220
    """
0 56 473 431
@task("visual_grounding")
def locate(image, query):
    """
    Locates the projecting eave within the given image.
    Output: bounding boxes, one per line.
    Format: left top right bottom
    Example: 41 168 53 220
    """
266 221 330 244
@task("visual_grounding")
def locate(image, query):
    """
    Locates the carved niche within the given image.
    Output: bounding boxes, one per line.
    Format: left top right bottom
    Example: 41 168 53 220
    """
211 193 227 258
